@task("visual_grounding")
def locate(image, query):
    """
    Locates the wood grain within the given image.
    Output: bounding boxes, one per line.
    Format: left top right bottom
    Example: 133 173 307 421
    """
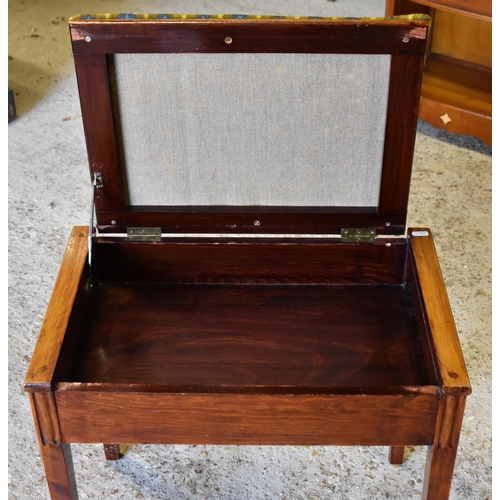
430 10 491 68
409 229 471 394
73 54 124 211
55 392 439 446
94 238 408 284
405 247 440 386
28 393 78 499
70 20 429 56
378 53 425 213
422 395 467 499
386 0 492 145
24 227 89 392
421 55 491 116
93 209 407 236
66 283 430 390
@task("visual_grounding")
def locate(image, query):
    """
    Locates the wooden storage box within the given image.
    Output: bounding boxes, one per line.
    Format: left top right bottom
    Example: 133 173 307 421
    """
24 14 471 500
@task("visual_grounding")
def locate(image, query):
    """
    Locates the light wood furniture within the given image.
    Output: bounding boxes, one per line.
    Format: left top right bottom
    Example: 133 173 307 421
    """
386 0 492 145
24 16 471 499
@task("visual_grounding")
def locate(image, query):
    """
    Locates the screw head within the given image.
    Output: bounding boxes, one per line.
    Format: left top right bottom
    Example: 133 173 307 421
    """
253 220 260 226
85 36 92 43
402 37 409 43
224 37 233 44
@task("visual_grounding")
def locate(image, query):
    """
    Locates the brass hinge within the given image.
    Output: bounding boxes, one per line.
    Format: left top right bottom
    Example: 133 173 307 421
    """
127 227 162 242
341 228 377 242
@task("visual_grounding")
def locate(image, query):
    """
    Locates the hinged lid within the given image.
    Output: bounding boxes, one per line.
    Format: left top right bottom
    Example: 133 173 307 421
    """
69 14 430 236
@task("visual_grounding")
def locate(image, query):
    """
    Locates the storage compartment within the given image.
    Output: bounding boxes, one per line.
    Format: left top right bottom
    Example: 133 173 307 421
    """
55 239 436 393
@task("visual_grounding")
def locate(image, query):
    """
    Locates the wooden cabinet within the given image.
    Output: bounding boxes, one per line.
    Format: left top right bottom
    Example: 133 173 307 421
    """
386 0 492 145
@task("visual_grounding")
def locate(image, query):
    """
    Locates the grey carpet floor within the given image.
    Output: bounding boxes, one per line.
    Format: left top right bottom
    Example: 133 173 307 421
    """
8 0 492 498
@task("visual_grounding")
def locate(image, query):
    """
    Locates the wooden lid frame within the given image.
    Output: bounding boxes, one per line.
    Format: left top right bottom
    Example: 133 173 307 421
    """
69 17 430 235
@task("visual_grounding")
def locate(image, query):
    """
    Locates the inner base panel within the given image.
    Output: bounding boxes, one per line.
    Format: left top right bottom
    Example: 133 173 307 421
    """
67 283 432 391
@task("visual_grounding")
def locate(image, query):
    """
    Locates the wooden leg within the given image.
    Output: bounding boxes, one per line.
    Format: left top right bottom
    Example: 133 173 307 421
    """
103 444 122 460
422 395 466 500
40 442 79 499
29 393 78 499
389 445 405 464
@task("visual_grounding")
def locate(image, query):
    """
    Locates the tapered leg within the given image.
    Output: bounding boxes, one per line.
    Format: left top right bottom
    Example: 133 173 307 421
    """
39 442 79 499
29 393 78 499
422 395 466 500
103 444 122 460
389 446 405 464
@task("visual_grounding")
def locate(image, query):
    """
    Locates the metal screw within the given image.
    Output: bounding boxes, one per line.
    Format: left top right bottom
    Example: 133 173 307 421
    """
85 36 92 43
402 37 409 43
111 220 117 225
385 222 391 227
385 242 392 247
253 220 260 226
225 37 233 44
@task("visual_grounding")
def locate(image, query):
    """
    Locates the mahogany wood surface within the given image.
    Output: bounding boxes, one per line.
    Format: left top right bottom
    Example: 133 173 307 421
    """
28 393 78 499
68 18 429 234
409 229 471 394
66 282 430 390
405 245 440 388
378 53 425 214
70 20 429 56
422 395 467 499
94 238 407 284
55 392 439 446
72 54 124 211
93 209 408 236
389 445 406 464
24 227 89 392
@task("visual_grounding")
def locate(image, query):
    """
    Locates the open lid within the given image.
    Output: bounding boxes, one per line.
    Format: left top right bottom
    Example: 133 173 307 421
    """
69 14 430 235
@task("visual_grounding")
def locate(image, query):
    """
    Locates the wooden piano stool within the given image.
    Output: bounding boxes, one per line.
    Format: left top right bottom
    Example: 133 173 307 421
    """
25 14 471 499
